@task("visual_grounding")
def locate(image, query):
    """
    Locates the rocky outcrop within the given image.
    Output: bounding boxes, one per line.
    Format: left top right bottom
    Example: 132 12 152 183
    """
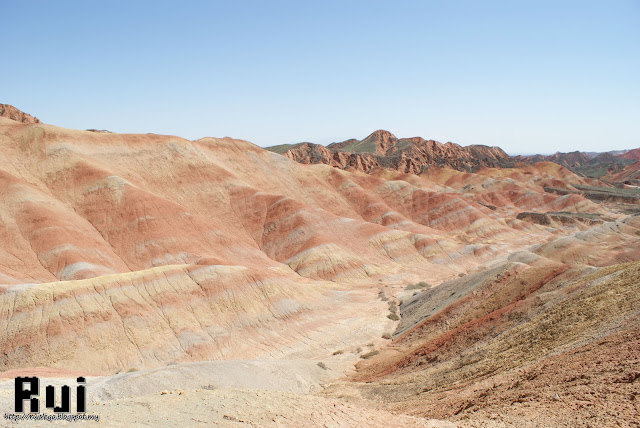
516 212 552 225
271 130 513 174
0 104 41 124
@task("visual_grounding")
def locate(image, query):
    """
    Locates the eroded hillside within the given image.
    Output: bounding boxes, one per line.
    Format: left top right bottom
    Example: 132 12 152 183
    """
0 107 639 426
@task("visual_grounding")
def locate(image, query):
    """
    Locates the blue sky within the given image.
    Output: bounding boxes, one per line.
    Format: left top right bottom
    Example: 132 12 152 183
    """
2 0 639 154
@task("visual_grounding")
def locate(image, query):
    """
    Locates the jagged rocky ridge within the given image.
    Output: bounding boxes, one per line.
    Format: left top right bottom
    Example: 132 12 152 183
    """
269 130 640 180
268 130 514 173
0 103 40 124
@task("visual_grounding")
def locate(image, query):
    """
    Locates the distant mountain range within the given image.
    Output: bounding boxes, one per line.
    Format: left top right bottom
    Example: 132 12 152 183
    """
268 131 639 180
268 130 514 174
1 104 636 183
513 150 636 179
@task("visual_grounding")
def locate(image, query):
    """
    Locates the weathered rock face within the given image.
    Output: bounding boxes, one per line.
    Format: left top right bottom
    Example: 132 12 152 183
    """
0 104 41 124
271 130 513 174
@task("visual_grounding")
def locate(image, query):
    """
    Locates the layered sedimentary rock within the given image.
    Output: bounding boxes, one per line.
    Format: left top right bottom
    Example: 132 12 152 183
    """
1 105 640 426
344 255 640 426
270 130 513 174
0 103 40 124
0 105 639 384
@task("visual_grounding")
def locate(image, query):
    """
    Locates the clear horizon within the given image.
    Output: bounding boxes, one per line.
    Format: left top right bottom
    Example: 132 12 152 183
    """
2 0 639 154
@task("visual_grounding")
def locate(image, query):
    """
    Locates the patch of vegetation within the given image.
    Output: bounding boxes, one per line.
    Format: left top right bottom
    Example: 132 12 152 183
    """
382 333 392 340
543 186 577 196
265 143 301 154
330 137 378 154
317 362 328 370
387 313 400 321
406 281 430 291
360 350 380 359
547 183 640 204
572 159 634 178
332 350 344 355
478 201 497 211
86 129 113 133
572 183 640 197
127 368 138 373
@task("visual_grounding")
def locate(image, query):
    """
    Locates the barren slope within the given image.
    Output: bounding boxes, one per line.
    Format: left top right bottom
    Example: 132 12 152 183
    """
1 107 639 426
336 258 640 426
